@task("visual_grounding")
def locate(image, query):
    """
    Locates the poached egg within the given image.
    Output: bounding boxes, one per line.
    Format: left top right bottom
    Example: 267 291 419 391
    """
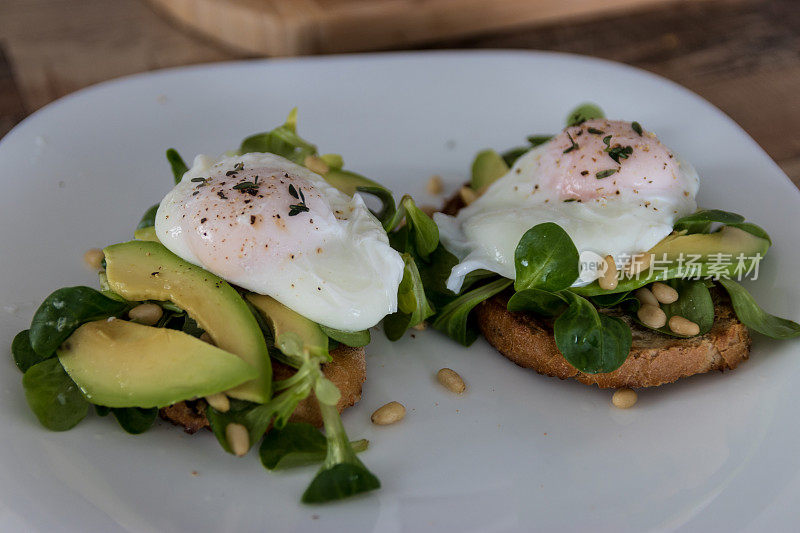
155 152 405 331
435 119 700 293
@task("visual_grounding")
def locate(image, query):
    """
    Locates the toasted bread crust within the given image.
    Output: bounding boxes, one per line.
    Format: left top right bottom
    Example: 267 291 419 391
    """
476 291 751 388
160 345 366 433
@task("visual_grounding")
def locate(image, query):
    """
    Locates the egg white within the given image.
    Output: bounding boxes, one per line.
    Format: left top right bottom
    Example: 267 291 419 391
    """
435 120 700 293
155 152 405 331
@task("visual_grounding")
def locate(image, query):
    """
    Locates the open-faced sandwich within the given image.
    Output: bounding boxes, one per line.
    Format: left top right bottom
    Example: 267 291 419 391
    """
426 104 800 398
10 110 439 503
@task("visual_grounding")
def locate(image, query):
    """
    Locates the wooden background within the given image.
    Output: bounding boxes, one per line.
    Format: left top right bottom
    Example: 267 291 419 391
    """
1 0 798 186
147 0 711 57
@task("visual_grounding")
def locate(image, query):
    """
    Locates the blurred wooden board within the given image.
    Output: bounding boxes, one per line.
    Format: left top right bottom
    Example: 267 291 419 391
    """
148 0 710 56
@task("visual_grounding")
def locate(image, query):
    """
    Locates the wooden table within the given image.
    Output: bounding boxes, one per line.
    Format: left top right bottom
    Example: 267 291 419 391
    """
1 0 798 186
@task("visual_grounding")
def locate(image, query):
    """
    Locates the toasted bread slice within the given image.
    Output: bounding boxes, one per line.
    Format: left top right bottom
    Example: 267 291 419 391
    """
440 189 751 388
160 345 366 433
476 288 750 389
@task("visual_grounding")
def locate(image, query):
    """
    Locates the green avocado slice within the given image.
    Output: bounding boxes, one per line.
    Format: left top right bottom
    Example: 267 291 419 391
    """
103 240 271 403
247 293 329 363
648 225 770 262
58 319 258 408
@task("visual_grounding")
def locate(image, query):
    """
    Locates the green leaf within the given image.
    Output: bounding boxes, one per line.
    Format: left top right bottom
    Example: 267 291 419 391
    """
527 135 553 147
111 407 158 434
675 209 745 227
240 109 316 164
396 253 434 320
554 292 632 374
166 148 188 184
314 376 341 406
136 204 159 230
470 149 509 190
727 222 772 244
259 422 369 470
383 253 435 341
356 185 396 226
402 196 439 260
320 153 344 170
566 103 605 126
674 209 745 234
94 404 111 417
514 223 579 292
659 280 714 336
181 316 205 338
260 422 327 469
590 291 636 308
672 208 771 243
29 286 132 356
382 313 412 342
302 463 380 504
718 278 800 339
501 146 530 167
283 107 299 132
319 325 370 347
432 278 512 346
384 196 439 260
416 244 460 304
497 135 554 167
22 358 89 431
12 330 52 373
322 168 397 225
507 288 567 316
301 402 380 504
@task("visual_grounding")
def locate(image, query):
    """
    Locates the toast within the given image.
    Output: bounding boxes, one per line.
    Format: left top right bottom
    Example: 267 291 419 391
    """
440 190 752 388
160 344 366 433
476 291 750 388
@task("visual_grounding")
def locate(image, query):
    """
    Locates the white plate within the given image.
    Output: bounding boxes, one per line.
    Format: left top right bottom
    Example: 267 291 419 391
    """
1 51 799 532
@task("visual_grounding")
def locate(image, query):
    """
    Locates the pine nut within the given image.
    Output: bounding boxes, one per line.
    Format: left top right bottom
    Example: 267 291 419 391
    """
303 155 329 175
412 321 428 331
225 423 249 456
83 248 104 270
668 315 700 336
200 332 215 345
634 287 659 307
612 388 638 409
628 253 653 275
651 282 679 304
638 304 667 329
459 186 478 205
437 368 466 394
598 255 618 290
128 303 163 326
371 401 405 425
205 393 230 413
426 175 444 195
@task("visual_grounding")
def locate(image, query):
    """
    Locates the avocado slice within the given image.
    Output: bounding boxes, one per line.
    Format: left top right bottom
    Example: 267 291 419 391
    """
323 169 384 196
133 226 159 243
58 319 257 408
103 241 271 403
648 226 770 262
246 294 329 363
471 149 509 190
